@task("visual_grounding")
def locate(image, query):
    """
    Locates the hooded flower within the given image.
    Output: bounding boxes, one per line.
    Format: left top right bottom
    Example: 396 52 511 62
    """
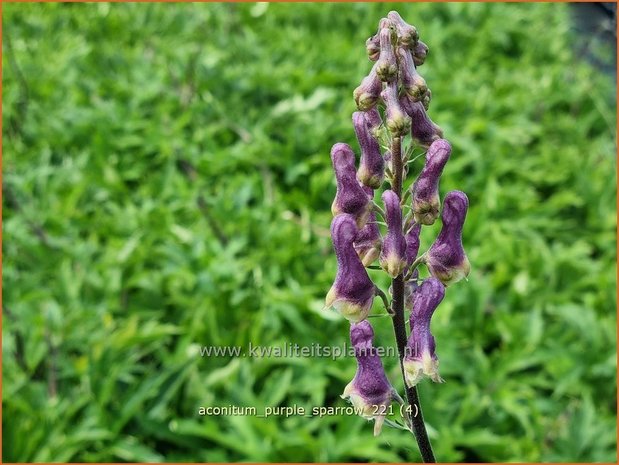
403 222 422 310
353 112 385 189
396 46 427 101
342 320 398 436
403 277 445 386
399 94 443 148
325 214 376 322
353 62 383 111
405 222 422 267
421 89 432 111
383 149 392 168
375 27 398 82
387 11 419 48
365 18 390 61
364 107 383 140
412 40 428 67
411 139 452 225
382 81 411 137
354 187 382 266
379 190 407 278
330 143 371 228
366 34 380 61
424 190 471 286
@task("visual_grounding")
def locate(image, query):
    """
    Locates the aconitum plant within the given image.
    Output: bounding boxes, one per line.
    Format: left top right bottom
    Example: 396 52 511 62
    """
326 12 470 462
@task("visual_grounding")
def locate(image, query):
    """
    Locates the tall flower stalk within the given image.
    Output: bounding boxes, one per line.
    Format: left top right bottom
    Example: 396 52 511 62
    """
326 11 470 462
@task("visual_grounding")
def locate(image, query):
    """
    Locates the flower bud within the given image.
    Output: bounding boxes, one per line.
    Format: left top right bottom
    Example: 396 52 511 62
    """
402 222 422 310
330 143 371 228
353 63 382 111
387 11 419 48
379 190 407 278
411 139 451 225
366 35 380 61
396 46 427 101
364 107 383 140
382 82 411 137
354 187 382 266
405 222 422 267
353 112 385 189
421 89 432 111
403 277 445 386
375 28 398 82
325 214 376 322
354 212 382 267
342 320 398 436
412 40 428 67
404 279 419 312
400 94 443 148
425 190 471 286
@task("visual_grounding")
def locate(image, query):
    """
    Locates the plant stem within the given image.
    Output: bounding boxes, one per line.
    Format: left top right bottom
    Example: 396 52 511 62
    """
389 136 436 463
391 137 404 196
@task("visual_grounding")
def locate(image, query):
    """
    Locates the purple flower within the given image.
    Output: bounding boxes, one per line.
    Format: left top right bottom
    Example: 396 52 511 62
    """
330 143 371 228
387 11 419 48
379 190 407 278
365 17 390 62
405 222 422 267
353 62 382 111
403 277 445 386
404 279 419 312
412 40 429 67
354 212 382 267
354 187 382 266
353 112 385 189
421 89 432 111
424 190 471 286
325 214 376 322
382 81 411 137
375 27 398 82
366 34 380 61
342 320 398 436
364 107 383 140
400 95 443 148
411 139 451 225
396 46 427 101
403 223 422 309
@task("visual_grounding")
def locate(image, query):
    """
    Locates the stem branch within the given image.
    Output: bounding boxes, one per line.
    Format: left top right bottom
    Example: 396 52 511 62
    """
374 285 394 315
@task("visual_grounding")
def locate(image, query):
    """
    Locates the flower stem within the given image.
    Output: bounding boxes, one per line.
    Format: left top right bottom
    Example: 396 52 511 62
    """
389 135 436 463
375 285 394 315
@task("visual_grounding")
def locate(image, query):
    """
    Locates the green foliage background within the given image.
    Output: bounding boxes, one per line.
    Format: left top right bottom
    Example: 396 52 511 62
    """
3 2 617 462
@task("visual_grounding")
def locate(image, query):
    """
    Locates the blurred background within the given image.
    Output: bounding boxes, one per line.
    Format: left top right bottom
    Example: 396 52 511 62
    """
2 2 617 462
